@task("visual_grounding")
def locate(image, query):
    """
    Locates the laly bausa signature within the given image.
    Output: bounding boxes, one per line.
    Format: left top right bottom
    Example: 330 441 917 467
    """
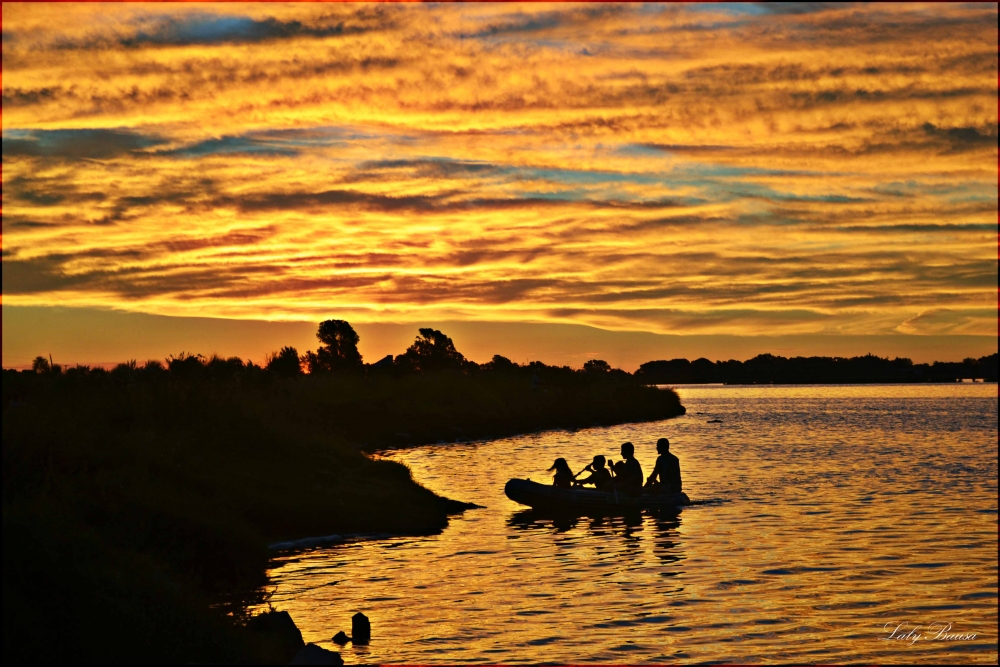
881 621 979 646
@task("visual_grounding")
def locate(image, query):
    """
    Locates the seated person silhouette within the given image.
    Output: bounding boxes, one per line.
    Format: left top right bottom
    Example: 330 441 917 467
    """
573 455 613 491
645 437 682 495
609 442 643 495
548 457 575 489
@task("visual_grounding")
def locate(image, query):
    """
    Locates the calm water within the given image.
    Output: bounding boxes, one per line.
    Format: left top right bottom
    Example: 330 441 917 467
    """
264 384 998 663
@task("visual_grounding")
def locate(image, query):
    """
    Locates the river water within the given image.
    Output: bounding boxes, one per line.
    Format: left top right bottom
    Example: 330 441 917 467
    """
264 384 998 664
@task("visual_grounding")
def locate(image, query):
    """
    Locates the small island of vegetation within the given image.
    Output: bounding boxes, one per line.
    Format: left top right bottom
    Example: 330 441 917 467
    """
636 352 998 384
2 321 683 664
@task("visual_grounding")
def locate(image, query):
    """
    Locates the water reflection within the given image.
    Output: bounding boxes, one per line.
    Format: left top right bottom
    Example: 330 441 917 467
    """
261 384 998 664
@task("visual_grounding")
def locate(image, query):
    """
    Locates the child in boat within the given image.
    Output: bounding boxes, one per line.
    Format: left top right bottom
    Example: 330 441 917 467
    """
645 437 682 494
548 458 575 488
574 455 613 491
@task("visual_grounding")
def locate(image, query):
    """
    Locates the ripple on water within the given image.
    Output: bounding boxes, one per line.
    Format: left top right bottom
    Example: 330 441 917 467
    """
261 384 998 664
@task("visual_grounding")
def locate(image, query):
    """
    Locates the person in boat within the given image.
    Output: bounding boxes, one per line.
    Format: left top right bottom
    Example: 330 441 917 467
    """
609 442 643 495
573 455 613 491
645 437 682 494
548 457 575 489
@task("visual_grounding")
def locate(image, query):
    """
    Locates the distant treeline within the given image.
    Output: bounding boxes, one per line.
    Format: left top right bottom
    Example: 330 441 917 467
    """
17 321 637 383
14 319 998 385
635 353 999 384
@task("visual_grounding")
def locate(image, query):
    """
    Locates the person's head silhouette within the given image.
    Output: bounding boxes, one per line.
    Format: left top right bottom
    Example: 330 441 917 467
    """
548 457 571 475
620 442 634 459
657 438 670 454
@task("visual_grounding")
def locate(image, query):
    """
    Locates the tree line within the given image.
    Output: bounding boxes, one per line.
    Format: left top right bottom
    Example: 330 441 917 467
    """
635 352 998 384
22 321 629 383
20 319 999 384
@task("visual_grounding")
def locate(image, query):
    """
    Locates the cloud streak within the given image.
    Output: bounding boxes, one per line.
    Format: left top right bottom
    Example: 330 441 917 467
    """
1 2 996 338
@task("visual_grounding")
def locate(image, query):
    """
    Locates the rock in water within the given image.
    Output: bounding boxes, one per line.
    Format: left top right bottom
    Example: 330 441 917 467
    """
290 643 344 665
245 610 304 663
332 631 350 645
352 612 371 644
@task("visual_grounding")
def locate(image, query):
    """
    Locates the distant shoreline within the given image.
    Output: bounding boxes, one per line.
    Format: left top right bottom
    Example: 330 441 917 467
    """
655 379 998 385
636 353 998 385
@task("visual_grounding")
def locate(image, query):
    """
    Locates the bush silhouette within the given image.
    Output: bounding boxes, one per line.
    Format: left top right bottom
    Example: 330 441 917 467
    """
484 354 518 372
583 359 612 374
265 346 303 377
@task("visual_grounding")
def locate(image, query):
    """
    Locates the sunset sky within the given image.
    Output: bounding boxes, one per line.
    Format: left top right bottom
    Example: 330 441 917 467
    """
2 2 997 369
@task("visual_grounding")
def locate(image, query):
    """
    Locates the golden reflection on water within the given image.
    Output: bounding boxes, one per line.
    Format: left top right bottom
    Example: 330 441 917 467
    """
262 384 998 663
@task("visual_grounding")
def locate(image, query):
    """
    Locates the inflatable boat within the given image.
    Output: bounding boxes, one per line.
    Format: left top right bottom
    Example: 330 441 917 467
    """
504 478 690 513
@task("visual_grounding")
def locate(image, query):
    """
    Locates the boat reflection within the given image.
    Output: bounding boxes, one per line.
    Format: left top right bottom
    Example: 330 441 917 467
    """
506 508 686 576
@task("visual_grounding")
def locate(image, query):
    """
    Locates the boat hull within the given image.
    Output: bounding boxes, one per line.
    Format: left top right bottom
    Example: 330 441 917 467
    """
504 478 689 513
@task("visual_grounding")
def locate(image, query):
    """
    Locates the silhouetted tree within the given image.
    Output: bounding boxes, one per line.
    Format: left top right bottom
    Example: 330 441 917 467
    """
978 353 998 381
635 358 692 384
31 356 50 374
303 320 363 373
690 358 716 382
583 359 611 374
395 328 466 372
266 346 303 377
483 354 518 372
206 355 245 380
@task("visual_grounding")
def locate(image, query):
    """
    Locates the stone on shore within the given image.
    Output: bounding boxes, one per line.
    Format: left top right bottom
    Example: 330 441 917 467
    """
290 643 344 665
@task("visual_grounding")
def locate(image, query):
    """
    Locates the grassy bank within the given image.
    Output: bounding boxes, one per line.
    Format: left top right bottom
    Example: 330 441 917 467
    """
2 364 683 663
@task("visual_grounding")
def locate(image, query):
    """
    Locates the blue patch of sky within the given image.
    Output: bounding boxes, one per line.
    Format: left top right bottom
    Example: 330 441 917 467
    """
395 155 833 207
162 135 298 158
716 179 871 204
673 161 823 179
510 188 592 202
872 180 998 203
521 166 663 186
160 126 385 159
616 144 675 158
943 192 1000 205
150 14 261 45
685 3 770 17
2 128 157 144
504 165 704 204
2 128 167 156
123 11 347 47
